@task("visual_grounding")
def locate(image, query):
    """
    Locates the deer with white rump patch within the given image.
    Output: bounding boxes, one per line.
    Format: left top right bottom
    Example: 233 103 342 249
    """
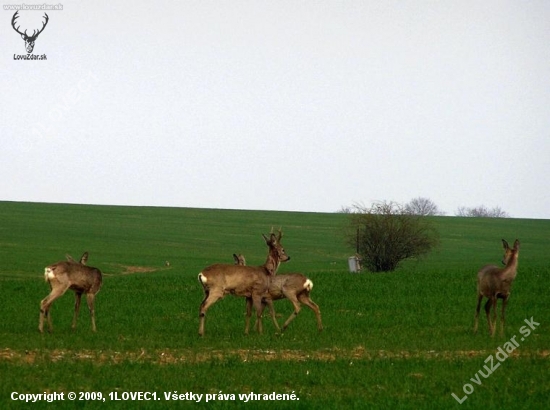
234 253 322 333
474 239 520 337
39 252 102 333
198 230 290 336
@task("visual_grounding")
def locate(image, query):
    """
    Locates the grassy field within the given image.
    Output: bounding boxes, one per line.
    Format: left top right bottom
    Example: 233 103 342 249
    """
0 201 548 409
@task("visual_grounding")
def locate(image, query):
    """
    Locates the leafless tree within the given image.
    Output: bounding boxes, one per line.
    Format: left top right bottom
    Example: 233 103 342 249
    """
346 201 439 272
405 197 444 216
456 205 509 218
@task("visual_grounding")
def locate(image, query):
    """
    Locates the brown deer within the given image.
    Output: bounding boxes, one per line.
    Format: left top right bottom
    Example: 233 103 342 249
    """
39 252 103 333
474 239 520 337
198 231 289 336
234 253 323 333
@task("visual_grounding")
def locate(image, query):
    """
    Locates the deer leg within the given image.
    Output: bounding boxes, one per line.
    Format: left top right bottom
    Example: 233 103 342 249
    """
252 299 265 333
72 292 83 330
500 296 508 337
281 295 302 332
491 297 498 336
267 299 281 332
298 293 323 332
252 299 280 333
39 297 48 334
86 293 97 332
245 297 253 335
39 285 69 333
198 290 223 336
474 294 483 333
484 297 495 336
258 298 280 332
251 295 264 334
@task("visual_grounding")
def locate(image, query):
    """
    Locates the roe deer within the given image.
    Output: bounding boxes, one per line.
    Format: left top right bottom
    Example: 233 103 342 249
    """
39 252 103 333
234 254 322 333
198 231 289 336
474 239 520 337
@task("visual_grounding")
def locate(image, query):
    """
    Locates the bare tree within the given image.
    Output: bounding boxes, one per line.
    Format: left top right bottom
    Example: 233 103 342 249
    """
474 239 520 337
405 197 444 216
456 205 509 218
347 201 439 272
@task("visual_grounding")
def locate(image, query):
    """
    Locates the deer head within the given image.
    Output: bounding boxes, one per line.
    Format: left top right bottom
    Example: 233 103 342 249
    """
501 239 519 265
12 11 49 53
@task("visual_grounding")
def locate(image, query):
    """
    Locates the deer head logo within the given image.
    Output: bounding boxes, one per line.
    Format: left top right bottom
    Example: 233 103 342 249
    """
11 11 49 54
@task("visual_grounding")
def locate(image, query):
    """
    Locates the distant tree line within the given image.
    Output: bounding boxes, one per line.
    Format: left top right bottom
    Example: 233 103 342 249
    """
455 205 509 218
339 197 510 218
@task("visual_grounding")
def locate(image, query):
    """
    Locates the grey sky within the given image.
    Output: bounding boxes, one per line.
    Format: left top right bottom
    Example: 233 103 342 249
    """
2 1 549 218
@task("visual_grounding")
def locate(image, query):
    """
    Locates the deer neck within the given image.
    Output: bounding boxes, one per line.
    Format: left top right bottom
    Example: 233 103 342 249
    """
263 253 280 276
502 254 519 280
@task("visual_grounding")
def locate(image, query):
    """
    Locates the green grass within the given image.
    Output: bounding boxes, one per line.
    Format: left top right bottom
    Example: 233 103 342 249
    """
0 201 549 409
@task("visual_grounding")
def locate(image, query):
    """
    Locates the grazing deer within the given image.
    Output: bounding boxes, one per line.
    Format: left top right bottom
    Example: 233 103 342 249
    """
235 254 322 333
39 252 103 333
474 239 520 337
198 230 289 336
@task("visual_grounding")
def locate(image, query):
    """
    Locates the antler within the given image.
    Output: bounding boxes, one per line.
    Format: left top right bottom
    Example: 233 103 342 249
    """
30 13 49 39
266 227 283 243
11 11 25 36
11 11 49 40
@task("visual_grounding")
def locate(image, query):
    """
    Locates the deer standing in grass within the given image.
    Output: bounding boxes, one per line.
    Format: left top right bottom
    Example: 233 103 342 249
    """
39 252 103 333
474 239 520 337
234 253 322 333
198 231 290 336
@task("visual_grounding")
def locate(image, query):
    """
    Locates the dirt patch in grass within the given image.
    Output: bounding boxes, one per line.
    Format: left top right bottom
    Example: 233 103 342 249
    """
121 266 158 274
1 347 548 365
104 264 161 275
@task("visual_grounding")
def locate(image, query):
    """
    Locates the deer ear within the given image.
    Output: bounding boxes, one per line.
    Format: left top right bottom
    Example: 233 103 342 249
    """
501 239 509 249
513 239 520 250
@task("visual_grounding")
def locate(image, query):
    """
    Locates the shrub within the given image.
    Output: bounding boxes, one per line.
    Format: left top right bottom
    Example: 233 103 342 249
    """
347 202 439 272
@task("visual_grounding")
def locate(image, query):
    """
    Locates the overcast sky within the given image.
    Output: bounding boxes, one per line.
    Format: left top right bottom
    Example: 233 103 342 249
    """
1 1 549 219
